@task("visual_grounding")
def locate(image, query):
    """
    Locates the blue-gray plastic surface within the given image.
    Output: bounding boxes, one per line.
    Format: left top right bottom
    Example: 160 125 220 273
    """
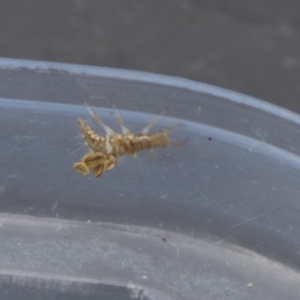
0 58 300 299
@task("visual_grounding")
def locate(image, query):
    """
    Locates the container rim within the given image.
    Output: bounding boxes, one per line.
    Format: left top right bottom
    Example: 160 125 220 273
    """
0 57 299 125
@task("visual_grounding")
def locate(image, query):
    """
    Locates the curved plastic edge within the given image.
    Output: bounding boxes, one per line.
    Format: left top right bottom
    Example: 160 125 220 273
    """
3 96 300 169
0 57 300 125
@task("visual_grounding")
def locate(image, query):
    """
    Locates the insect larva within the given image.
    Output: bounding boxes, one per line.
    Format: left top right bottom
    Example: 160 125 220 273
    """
73 100 186 177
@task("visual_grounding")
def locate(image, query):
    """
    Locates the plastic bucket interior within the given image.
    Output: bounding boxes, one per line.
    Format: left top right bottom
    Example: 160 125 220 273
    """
0 58 300 299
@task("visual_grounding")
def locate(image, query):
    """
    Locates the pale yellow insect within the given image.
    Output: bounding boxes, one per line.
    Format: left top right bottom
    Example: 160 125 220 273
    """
73 101 185 177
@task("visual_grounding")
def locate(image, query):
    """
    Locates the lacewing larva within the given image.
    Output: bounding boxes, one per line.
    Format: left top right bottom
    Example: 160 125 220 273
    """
73 100 186 177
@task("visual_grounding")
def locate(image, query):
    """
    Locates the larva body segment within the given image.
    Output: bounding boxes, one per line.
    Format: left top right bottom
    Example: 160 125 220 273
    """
119 130 171 155
78 118 107 153
78 118 172 157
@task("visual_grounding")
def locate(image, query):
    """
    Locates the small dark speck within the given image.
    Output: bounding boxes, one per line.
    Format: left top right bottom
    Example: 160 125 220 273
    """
161 237 167 242
208 137 212 141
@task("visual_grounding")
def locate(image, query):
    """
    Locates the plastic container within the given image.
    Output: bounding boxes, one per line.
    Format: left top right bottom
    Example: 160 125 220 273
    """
0 58 300 299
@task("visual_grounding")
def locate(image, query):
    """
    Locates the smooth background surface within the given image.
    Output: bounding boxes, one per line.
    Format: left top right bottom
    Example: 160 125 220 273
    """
0 0 299 112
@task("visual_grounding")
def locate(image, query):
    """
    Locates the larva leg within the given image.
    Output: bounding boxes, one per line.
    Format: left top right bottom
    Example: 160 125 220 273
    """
81 98 116 153
141 111 166 135
111 101 132 135
81 98 116 137
147 149 167 160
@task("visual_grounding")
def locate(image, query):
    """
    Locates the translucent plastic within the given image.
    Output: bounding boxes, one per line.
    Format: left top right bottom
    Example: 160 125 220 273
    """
0 58 300 299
